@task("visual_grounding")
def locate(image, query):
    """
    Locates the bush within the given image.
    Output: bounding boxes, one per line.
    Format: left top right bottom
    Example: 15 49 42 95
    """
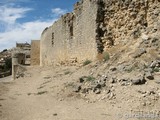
79 76 96 83
102 51 110 61
83 59 92 66
153 68 159 72
86 76 95 81
64 71 71 75
37 91 48 95
4 58 12 71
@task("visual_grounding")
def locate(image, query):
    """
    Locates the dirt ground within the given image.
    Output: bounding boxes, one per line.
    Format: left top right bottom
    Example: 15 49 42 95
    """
0 65 160 120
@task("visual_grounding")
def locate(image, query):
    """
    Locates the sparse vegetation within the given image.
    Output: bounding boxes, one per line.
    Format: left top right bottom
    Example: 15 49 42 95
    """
64 71 71 75
37 86 45 89
126 67 134 73
4 58 12 71
79 76 96 82
27 93 32 96
83 59 92 66
37 91 48 95
0 57 12 73
86 76 96 81
125 66 137 73
153 68 159 72
102 52 110 61
65 82 75 87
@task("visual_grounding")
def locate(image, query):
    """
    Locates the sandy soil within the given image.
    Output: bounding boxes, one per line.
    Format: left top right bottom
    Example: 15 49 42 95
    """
0 65 160 120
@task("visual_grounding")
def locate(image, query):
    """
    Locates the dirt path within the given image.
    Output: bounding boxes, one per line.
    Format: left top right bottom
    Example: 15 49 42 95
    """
0 66 113 120
0 66 160 120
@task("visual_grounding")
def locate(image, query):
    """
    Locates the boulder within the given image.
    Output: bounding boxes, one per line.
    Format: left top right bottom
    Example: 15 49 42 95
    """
132 48 146 58
145 72 154 80
73 84 81 92
131 76 146 85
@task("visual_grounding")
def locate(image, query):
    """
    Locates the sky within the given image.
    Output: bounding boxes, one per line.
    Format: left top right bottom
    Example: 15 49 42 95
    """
0 0 78 51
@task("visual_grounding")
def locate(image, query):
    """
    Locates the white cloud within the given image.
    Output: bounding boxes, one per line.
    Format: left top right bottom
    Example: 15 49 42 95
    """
0 5 32 24
0 5 68 51
0 5 61 51
0 20 56 50
51 8 67 16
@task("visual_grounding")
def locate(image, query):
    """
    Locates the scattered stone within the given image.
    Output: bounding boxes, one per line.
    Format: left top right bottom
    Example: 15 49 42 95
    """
100 75 107 81
59 98 64 101
81 88 89 94
144 68 153 73
95 83 102 89
118 76 130 86
24 72 31 77
137 90 146 94
43 76 51 79
73 85 81 92
91 81 102 89
132 48 146 58
98 80 106 87
16 73 24 79
53 113 57 116
108 92 115 100
150 60 160 68
94 89 101 94
155 80 160 84
131 79 142 85
141 33 149 41
142 102 146 106
131 77 146 85
27 93 32 96
109 66 117 71
110 77 117 84
79 77 85 83
145 72 154 80
149 90 156 95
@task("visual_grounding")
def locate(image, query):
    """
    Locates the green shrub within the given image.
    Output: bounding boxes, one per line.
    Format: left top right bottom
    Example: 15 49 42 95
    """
86 76 95 81
83 59 92 66
102 52 110 61
64 71 71 75
79 76 96 82
126 67 134 73
153 68 159 72
37 91 47 95
4 58 12 71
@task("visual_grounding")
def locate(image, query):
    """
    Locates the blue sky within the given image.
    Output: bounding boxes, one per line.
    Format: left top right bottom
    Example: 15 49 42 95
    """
0 0 78 51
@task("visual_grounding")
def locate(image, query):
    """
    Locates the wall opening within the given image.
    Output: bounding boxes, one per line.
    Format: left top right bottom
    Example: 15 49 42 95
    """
52 32 54 47
70 26 73 38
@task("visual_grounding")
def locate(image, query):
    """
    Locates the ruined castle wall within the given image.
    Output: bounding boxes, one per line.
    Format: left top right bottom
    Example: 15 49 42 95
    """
40 0 160 66
40 0 98 66
31 40 40 66
100 0 160 50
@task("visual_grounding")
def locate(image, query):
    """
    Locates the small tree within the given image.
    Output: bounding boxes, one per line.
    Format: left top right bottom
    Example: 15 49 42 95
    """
4 58 12 71
102 51 110 61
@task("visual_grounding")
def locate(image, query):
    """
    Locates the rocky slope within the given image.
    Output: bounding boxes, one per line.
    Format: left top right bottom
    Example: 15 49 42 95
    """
0 0 160 120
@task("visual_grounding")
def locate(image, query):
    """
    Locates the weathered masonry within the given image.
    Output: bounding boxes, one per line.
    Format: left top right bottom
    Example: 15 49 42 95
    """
31 40 40 66
40 0 98 66
40 0 160 66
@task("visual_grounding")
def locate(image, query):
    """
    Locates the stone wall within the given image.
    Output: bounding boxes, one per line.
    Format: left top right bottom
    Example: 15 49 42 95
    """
31 40 40 66
12 53 27 80
40 0 160 66
40 0 98 66
99 0 160 50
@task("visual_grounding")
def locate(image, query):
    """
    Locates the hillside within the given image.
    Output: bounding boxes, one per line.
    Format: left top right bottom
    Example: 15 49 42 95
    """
0 0 160 120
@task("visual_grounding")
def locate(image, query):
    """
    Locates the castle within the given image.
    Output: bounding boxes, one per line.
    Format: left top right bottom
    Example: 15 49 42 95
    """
11 0 160 79
40 0 160 66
